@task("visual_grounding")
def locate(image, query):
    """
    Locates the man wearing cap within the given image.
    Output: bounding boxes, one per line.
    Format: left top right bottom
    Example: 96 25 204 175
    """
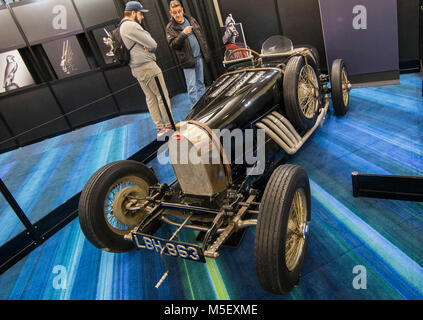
166 0 211 108
120 1 173 135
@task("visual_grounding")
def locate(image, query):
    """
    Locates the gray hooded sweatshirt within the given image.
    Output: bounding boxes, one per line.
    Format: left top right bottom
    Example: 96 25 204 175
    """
120 19 158 68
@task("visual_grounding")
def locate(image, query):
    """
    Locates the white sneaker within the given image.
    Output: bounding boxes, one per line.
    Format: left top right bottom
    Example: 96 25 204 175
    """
157 126 173 138
157 128 166 138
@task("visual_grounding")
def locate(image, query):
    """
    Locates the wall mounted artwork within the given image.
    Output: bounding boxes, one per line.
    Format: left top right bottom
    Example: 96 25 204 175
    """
0 49 35 94
42 35 90 79
92 24 116 65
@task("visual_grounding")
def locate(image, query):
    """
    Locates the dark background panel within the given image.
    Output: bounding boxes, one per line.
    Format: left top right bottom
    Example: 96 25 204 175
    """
73 0 120 29
216 0 420 74
180 0 226 81
141 0 187 96
277 0 327 71
397 0 420 67
11 0 83 45
218 0 281 52
104 66 148 114
50 71 119 128
0 116 17 152
0 85 70 146
420 0 423 59
319 0 399 76
0 8 26 52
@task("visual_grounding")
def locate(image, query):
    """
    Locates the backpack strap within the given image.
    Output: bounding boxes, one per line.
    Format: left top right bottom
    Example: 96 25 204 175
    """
119 19 136 51
129 43 136 51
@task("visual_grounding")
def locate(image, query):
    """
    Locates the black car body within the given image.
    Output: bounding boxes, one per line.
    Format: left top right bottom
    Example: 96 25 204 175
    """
78 36 351 295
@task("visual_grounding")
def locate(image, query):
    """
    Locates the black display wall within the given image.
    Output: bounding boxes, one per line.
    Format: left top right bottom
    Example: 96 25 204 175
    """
218 0 420 73
0 115 17 152
50 70 119 129
420 0 423 60
0 84 70 146
398 0 420 69
0 6 26 51
103 67 148 114
218 0 327 69
0 0 223 154
179 0 229 79
218 0 281 54
0 0 129 152
276 0 327 70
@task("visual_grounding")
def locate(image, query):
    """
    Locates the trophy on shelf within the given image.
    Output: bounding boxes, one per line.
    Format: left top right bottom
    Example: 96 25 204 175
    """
60 39 76 74
3 55 20 91
103 28 115 57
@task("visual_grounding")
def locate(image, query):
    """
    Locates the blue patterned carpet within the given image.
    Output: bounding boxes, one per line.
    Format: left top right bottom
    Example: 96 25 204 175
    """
0 74 422 300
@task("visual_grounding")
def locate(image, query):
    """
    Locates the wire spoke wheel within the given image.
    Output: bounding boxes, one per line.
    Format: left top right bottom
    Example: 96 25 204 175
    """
78 160 161 253
284 55 321 130
342 68 350 106
285 188 308 271
104 175 150 235
298 65 319 119
331 59 350 116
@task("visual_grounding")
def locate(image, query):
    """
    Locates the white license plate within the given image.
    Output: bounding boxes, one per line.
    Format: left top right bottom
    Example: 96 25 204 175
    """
132 233 206 263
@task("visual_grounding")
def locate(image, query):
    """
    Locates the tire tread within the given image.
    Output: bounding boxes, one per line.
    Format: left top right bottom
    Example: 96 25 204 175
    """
255 164 311 294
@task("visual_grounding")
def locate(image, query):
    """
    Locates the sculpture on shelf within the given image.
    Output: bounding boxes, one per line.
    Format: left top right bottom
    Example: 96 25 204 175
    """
221 14 248 60
3 55 19 91
60 40 76 74
103 28 115 57
222 14 239 45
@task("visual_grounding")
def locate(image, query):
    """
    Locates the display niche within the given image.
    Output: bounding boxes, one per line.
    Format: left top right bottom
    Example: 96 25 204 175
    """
42 35 91 79
0 49 35 94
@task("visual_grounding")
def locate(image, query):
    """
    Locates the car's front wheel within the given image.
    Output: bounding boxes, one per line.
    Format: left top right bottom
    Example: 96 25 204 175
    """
78 160 161 253
254 164 311 295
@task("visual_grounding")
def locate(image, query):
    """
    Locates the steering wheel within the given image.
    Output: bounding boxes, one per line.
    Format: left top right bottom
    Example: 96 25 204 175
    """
227 48 261 60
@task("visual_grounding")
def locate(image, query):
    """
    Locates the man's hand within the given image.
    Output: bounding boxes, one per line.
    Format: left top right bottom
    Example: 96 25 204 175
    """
183 26 193 35
143 46 149 53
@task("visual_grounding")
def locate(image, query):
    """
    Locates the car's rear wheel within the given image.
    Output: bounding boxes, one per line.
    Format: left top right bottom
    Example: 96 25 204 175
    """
283 56 322 130
78 160 161 253
254 164 311 295
331 59 351 116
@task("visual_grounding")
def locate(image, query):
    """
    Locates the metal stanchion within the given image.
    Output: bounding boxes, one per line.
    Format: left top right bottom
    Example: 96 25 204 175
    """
0 179 41 242
154 76 176 132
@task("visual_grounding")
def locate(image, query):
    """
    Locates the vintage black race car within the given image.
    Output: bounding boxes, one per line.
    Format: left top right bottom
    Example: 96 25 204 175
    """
78 36 351 295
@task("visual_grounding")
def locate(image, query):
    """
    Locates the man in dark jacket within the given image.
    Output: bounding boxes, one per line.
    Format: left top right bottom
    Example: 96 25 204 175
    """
166 0 211 107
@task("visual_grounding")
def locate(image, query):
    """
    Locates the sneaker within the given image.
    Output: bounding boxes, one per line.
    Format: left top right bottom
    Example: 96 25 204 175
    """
157 127 173 138
162 126 174 134
157 128 166 137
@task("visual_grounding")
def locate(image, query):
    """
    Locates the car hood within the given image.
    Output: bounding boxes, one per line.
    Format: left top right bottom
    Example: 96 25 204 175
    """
185 69 281 130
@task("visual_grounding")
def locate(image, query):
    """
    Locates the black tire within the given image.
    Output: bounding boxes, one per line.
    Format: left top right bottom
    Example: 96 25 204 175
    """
254 164 311 295
78 160 161 253
331 59 349 116
283 55 322 130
